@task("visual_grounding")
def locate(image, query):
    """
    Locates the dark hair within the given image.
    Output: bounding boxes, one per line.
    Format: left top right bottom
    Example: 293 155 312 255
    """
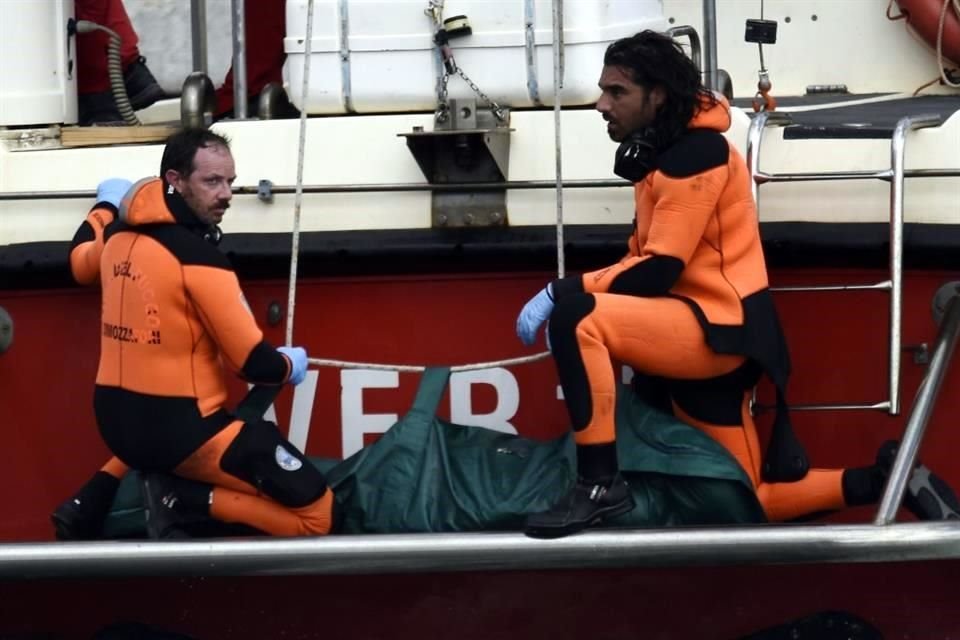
160 129 232 177
603 30 716 147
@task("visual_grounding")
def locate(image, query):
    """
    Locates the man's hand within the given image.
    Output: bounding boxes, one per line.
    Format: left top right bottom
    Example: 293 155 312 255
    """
516 284 555 346
278 346 308 385
96 178 133 209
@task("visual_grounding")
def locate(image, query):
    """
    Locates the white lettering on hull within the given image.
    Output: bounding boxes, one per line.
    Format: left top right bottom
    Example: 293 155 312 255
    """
449 367 518 436
264 368 525 458
340 369 400 458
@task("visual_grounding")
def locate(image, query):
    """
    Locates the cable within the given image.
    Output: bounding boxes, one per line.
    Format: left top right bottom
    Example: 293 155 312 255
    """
936 0 960 87
285 0 315 347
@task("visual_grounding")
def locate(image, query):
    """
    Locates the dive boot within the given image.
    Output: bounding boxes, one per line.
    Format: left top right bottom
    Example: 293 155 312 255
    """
123 56 165 111
524 474 635 539
877 440 960 520
50 470 120 540
140 472 212 539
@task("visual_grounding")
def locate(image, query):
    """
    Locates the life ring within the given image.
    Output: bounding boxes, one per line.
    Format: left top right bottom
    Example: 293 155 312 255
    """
896 0 960 64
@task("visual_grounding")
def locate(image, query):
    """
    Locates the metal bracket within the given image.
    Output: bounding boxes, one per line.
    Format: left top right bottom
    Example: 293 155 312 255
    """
0 306 13 354
904 343 930 365
932 281 960 327
257 179 274 203
399 99 511 228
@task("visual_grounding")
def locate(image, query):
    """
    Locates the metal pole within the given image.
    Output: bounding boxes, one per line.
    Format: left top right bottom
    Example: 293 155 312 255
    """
745 110 791 205
875 291 960 525
886 114 942 415
701 0 718 90
190 0 208 75
230 0 248 119
0 179 632 201
666 25 701 72
552 0 565 279
1 522 959 579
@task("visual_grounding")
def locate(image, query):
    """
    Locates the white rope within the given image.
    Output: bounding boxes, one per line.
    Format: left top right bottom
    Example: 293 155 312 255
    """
937 0 960 88
308 352 551 373
285 0 316 346
279 0 562 375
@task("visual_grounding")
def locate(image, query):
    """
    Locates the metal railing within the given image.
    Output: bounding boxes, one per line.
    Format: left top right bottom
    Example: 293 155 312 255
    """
2 288 957 578
0 521 958 579
876 286 960 524
0 179 630 201
746 111 954 415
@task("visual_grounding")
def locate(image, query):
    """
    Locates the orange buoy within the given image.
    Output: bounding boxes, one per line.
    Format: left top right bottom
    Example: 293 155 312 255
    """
896 0 960 64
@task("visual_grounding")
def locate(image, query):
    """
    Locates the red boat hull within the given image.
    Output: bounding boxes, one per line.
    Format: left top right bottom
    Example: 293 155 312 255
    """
1 562 958 638
1 266 959 637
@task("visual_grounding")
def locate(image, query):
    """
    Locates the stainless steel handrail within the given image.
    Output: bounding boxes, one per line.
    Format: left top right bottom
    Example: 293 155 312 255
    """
230 0 247 119
875 288 960 524
666 25 702 74
0 179 631 201
190 0 208 75
746 111 945 416
700 0 718 91
0 521 958 579
755 168 960 183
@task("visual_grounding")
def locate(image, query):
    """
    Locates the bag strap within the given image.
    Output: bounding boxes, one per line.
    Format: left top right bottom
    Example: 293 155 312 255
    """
410 367 451 417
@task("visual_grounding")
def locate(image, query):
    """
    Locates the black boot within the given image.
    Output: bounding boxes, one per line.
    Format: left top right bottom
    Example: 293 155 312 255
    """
140 473 212 539
524 474 635 539
77 91 125 126
877 440 960 520
124 56 165 111
51 471 121 540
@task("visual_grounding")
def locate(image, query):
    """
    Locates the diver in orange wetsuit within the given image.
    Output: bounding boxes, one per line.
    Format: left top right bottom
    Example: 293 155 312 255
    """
87 130 333 538
517 30 960 538
50 179 135 540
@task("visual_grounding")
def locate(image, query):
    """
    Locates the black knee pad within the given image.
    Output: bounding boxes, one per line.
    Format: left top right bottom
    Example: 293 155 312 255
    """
549 293 597 431
630 372 673 415
669 361 762 426
220 420 328 508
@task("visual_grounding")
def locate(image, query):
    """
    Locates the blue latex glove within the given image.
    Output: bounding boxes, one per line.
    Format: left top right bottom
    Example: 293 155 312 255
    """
516 284 555 346
278 346 308 385
96 178 132 208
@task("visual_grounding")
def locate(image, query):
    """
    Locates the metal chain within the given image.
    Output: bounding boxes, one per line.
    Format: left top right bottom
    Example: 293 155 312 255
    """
437 67 506 123
427 0 505 123
455 67 506 121
436 72 450 122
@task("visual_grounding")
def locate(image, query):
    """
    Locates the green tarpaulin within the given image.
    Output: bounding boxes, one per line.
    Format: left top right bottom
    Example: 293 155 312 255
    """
104 368 764 537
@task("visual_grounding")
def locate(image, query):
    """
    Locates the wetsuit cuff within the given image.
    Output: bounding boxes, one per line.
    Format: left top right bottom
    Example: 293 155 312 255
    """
549 275 584 302
93 202 120 216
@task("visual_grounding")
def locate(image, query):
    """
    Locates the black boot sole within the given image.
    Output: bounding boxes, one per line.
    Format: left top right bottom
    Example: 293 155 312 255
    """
907 466 960 520
50 501 96 541
524 496 636 540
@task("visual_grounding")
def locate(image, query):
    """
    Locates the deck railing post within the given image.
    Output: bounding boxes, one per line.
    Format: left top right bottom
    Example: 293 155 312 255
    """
230 0 247 119
701 0 718 91
875 285 960 525
190 0 208 75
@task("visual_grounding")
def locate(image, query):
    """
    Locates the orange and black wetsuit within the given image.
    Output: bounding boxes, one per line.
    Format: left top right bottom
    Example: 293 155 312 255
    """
70 201 117 286
547 96 862 521
69 202 132 487
94 178 333 535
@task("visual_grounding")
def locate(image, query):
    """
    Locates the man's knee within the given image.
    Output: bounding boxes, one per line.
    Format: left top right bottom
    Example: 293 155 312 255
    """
220 419 328 508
